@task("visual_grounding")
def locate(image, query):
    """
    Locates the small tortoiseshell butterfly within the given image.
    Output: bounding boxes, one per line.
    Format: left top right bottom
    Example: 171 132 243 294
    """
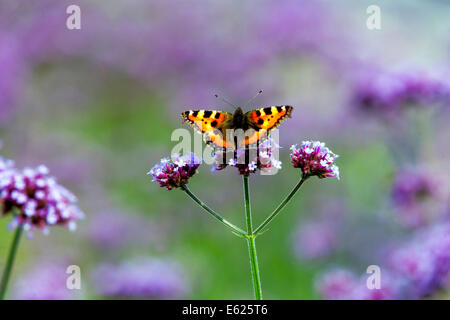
181 106 293 150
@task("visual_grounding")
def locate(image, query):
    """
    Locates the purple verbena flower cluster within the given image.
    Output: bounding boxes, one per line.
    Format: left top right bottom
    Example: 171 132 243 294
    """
92 258 189 299
0 157 83 235
316 269 359 300
213 139 282 176
148 153 202 190
290 141 339 179
351 69 450 117
317 221 450 299
391 168 439 227
316 268 398 300
12 261 82 300
391 168 437 208
388 222 450 298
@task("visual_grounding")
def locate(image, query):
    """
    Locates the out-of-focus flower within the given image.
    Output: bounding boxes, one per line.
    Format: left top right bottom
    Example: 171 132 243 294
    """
316 268 358 300
212 138 282 176
386 228 450 300
421 223 450 292
0 161 84 236
12 261 82 300
389 244 435 298
290 141 339 179
352 286 396 300
369 221 450 299
318 221 450 300
392 169 437 208
293 220 337 260
350 272 399 300
351 69 450 118
391 168 439 227
317 268 399 300
148 153 201 190
92 258 189 299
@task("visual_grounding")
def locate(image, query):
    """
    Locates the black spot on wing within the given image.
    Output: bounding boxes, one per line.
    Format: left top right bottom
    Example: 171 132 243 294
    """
257 119 264 125
192 110 199 117
277 106 283 112
214 112 221 119
204 111 213 118
263 107 272 115
255 110 261 117
211 120 218 127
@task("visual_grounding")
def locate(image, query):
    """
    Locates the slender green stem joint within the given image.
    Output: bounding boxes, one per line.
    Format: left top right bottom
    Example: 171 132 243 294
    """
254 175 308 236
181 184 247 237
0 225 23 300
243 175 262 300
243 176 252 235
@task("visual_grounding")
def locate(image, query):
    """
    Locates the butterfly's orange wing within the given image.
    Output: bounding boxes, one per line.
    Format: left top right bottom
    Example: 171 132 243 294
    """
181 110 234 149
182 106 293 150
242 105 293 147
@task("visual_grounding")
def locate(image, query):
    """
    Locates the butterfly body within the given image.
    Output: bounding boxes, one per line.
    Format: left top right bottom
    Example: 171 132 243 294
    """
181 105 293 150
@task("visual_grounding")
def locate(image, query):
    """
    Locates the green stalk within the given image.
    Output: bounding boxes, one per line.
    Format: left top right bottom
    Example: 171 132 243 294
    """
243 175 262 300
0 225 23 300
181 184 247 237
254 175 308 236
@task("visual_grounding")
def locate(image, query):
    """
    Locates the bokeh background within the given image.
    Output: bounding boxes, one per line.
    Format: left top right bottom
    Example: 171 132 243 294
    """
1 0 450 299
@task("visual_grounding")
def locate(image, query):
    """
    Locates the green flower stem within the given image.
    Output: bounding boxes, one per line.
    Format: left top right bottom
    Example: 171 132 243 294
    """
0 225 23 300
181 184 247 237
247 235 262 300
254 175 309 236
243 175 253 235
243 175 262 300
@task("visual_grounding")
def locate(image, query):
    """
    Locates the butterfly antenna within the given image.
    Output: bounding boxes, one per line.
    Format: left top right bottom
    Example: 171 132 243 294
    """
214 94 236 108
245 90 263 107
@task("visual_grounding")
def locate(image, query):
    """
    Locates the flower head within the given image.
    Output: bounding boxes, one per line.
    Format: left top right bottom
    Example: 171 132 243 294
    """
290 141 339 179
421 223 450 292
382 223 450 299
212 139 281 176
12 261 83 300
0 161 84 236
316 268 358 300
391 168 437 208
351 69 450 118
391 168 439 227
148 153 201 190
350 272 399 300
388 243 436 297
317 268 399 300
